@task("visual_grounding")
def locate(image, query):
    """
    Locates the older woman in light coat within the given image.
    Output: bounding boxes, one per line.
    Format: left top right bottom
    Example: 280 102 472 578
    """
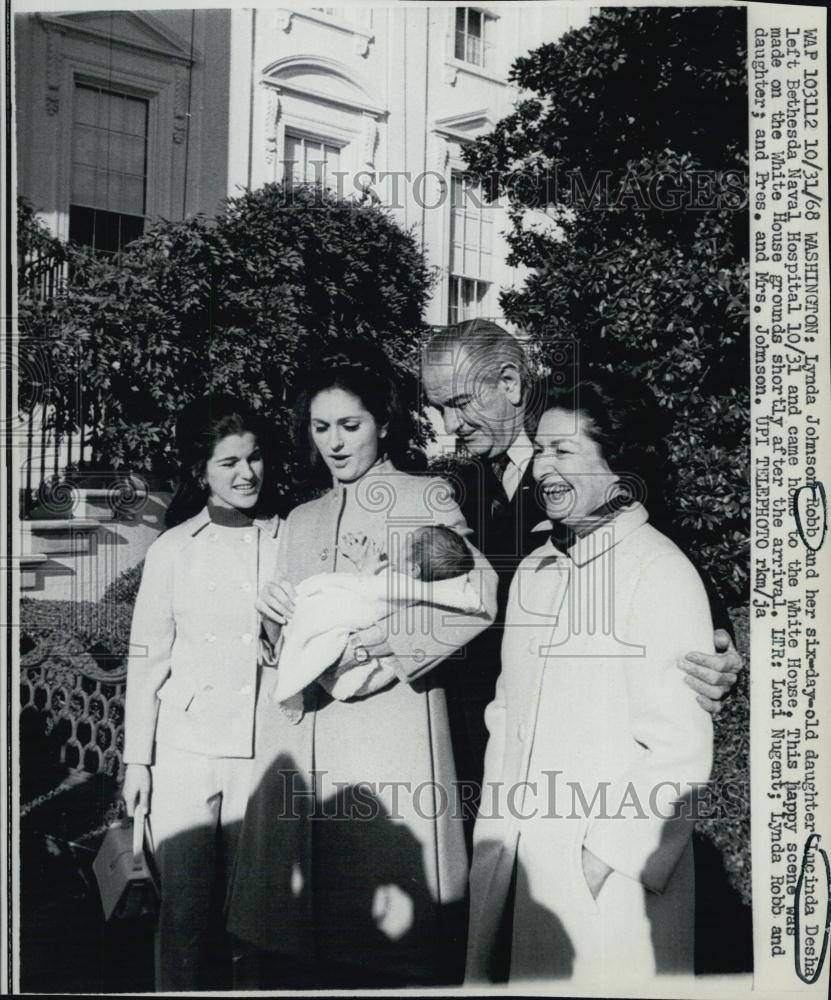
226 346 498 988
467 375 714 989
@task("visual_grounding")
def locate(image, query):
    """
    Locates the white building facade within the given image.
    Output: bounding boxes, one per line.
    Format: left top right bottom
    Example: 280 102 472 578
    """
15 3 591 326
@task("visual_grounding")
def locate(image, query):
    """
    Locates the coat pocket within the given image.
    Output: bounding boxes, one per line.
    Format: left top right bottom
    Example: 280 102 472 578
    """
156 674 196 711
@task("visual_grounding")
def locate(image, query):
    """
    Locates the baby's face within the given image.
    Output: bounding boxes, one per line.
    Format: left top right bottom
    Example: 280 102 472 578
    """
389 549 421 578
402 556 421 579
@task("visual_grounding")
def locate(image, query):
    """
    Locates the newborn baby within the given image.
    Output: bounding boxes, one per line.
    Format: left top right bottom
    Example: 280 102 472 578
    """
271 525 483 702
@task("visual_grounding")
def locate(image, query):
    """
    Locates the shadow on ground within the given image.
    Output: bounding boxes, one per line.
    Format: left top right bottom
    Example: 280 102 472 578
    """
19 701 752 990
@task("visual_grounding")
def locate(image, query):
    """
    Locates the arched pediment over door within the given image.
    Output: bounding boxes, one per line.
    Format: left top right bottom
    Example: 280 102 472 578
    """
256 55 387 194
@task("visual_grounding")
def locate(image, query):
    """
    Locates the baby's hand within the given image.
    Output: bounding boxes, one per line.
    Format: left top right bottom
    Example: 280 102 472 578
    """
339 532 367 569
340 532 387 575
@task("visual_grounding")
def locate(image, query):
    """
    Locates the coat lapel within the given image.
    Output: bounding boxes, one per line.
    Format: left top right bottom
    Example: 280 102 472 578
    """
507 462 542 559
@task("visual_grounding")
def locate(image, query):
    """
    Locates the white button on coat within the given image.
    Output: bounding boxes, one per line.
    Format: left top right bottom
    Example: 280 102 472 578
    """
122 506 281 767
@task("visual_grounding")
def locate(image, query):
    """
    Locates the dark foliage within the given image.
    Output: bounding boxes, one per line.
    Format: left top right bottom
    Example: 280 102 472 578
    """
20 596 133 666
100 560 144 609
19 184 435 503
698 604 751 906
463 7 749 603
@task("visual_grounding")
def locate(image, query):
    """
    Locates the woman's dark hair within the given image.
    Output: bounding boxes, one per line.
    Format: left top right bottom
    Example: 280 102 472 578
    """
527 370 675 523
292 341 422 482
165 393 277 529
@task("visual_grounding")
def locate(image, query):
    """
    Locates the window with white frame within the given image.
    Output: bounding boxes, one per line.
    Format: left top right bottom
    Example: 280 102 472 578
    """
283 132 343 190
69 82 149 255
454 7 493 69
448 171 493 324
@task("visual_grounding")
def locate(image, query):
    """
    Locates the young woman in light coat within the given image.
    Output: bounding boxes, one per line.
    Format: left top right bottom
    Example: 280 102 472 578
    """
226 345 498 988
121 395 281 991
466 375 715 989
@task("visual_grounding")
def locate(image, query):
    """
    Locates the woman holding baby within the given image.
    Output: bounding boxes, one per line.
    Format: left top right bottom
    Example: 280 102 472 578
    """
225 344 498 987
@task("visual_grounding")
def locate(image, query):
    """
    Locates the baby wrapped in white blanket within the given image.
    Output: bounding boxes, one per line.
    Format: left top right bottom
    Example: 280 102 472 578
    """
273 525 484 702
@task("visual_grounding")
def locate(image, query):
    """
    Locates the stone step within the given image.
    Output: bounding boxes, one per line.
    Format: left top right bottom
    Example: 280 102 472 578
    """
22 518 103 556
71 489 122 520
21 485 170 603
20 553 48 591
25 488 119 523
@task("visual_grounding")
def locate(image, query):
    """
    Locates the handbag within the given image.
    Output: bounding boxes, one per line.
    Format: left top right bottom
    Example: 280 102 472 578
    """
92 804 159 921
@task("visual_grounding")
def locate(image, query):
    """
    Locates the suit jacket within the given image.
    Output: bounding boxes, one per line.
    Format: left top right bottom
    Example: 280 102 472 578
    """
437 458 545 791
123 508 281 764
451 456 542 590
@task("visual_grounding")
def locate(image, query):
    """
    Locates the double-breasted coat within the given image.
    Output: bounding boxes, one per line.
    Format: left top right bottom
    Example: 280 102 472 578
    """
226 459 498 984
123 506 282 990
123 507 282 765
466 505 714 987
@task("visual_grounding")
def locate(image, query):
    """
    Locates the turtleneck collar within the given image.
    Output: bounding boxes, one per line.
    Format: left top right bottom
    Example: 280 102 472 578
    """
207 500 256 528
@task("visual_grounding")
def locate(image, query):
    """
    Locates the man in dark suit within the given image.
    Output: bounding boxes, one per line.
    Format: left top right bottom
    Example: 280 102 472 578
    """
422 319 741 837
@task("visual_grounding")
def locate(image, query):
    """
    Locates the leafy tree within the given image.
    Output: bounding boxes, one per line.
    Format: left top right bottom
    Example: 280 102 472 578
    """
20 185 434 503
464 6 749 602
18 198 73 437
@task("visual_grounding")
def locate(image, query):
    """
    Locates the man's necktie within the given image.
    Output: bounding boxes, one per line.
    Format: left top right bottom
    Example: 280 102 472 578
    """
493 454 520 501
490 454 510 516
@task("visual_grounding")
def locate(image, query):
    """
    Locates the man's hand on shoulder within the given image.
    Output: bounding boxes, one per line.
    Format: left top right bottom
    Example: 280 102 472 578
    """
678 628 742 716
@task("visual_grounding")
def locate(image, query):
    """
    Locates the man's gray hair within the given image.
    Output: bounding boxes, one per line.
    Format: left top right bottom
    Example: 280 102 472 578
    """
422 318 532 391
